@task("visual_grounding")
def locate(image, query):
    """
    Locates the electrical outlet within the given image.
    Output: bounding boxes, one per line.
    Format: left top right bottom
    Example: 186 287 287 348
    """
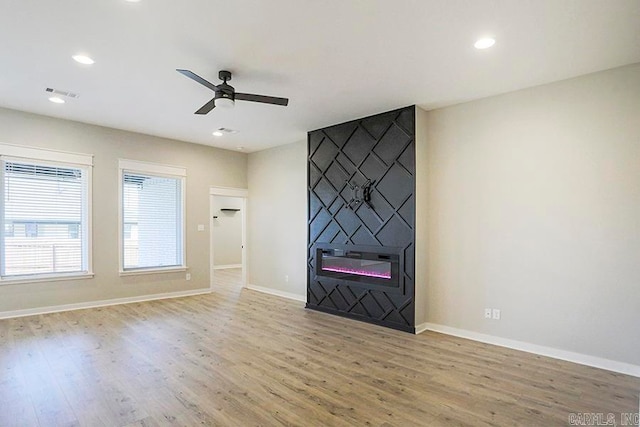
484 308 492 319
197 224 205 231
492 309 501 320
186 273 191 281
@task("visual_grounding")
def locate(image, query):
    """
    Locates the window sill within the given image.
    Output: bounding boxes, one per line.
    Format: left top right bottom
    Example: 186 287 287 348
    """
119 267 187 277
0 272 94 286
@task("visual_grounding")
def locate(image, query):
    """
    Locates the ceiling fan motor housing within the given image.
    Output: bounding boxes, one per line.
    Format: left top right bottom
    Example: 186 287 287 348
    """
218 70 232 82
215 84 235 101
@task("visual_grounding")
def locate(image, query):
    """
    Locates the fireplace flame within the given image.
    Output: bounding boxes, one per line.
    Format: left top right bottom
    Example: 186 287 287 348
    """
321 266 391 279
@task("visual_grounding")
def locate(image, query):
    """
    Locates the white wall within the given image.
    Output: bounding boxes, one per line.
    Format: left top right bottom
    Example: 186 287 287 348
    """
0 107 246 314
246 64 640 370
414 107 429 326
212 195 243 267
422 63 640 366
247 140 307 300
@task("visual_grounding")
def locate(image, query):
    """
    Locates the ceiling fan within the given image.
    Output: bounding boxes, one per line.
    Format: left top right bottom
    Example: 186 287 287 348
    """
176 69 289 114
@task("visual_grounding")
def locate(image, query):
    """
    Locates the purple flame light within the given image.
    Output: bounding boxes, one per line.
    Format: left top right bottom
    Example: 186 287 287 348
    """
321 266 391 279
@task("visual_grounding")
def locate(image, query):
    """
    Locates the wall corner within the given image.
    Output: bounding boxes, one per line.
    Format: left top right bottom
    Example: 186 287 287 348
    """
414 106 429 326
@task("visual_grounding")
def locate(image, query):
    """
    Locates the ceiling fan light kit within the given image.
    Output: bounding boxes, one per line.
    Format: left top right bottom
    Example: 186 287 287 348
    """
177 69 288 115
216 97 234 108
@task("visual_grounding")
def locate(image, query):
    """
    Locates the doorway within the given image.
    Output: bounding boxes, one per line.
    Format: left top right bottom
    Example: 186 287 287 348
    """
209 187 248 289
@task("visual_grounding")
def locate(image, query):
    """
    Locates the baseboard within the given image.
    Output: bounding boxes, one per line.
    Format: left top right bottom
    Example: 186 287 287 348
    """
246 284 306 302
417 322 640 378
415 322 430 334
0 288 211 320
213 264 242 270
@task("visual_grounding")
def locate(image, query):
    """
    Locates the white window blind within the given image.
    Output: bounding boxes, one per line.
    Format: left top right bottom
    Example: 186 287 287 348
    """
1 159 89 278
122 171 184 270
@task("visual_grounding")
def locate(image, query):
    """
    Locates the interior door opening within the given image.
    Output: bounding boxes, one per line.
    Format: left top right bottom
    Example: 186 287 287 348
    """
209 188 247 289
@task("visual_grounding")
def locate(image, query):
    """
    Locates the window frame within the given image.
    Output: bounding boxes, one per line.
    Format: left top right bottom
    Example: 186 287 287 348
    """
0 143 93 284
118 159 187 276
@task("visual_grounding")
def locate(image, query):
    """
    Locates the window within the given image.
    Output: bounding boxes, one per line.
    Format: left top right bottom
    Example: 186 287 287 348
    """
68 223 80 239
4 224 13 238
119 160 185 273
0 144 93 281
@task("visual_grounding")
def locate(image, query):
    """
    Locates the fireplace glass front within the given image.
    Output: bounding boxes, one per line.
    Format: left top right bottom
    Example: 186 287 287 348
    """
315 245 400 288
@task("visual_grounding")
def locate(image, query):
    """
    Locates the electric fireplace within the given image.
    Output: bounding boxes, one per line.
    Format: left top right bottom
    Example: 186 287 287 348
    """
314 243 401 289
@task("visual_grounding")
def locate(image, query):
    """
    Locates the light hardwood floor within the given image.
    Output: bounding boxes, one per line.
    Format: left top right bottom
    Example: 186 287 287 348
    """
0 268 638 426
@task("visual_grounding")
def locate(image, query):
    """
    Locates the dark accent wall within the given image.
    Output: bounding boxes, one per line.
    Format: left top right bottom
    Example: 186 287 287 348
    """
307 106 416 332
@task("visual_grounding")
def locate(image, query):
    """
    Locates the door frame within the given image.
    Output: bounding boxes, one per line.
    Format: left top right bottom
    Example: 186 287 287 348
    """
209 186 248 289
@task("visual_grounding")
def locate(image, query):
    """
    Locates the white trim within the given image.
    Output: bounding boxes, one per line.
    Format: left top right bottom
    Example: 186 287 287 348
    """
85 164 93 276
240 197 247 287
118 159 186 177
246 283 306 302
415 322 429 334
0 288 211 320
209 186 248 198
213 264 242 270
0 142 93 166
209 196 214 290
118 164 123 275
119 266 188 276
0 272 94 286
418 322 640 378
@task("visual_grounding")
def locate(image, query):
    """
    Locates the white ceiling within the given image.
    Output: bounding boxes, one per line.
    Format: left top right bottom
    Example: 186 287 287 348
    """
1 1 639 153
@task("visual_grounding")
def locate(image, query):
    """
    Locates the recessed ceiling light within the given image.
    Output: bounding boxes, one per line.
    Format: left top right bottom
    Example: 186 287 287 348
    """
212 131 223 137
124 0 141 3
474 37 496 49
72 54 95 65
237 147 244 151
49 97 65 104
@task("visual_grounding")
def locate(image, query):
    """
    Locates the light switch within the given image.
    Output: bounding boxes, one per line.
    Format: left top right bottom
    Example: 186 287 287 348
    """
197 224 205 231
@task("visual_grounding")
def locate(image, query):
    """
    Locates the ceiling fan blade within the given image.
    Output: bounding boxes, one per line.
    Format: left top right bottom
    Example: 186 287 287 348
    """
235 93 289 106
194 99 216 115
177 69 219 92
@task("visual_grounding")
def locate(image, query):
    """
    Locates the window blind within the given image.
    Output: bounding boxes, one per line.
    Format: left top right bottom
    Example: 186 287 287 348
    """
2 160 88 277
122 172 183 270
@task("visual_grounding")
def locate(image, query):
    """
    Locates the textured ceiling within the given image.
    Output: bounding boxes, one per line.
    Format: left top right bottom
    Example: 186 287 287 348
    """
0 0 639 152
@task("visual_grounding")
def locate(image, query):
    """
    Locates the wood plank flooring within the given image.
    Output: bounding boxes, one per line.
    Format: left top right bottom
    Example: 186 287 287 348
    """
0 268 638 426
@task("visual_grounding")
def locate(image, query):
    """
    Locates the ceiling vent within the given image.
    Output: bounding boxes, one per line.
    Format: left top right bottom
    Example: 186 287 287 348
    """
45 88 80 99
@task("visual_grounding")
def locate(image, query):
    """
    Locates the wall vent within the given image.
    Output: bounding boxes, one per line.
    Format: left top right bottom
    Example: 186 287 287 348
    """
45 88 80 99
217 127 238 134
